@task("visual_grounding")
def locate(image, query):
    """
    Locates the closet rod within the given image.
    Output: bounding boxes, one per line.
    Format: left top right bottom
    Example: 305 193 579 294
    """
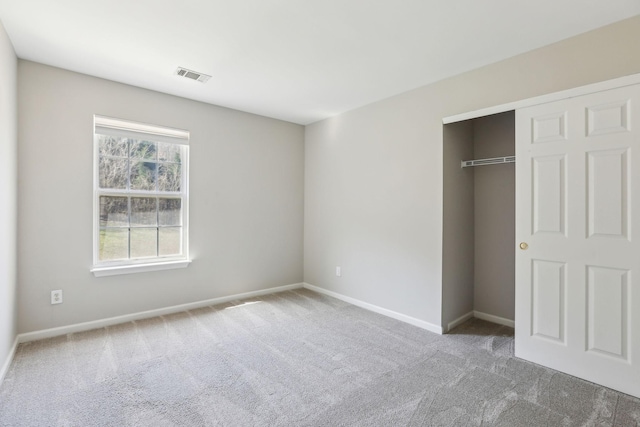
461 156 515 168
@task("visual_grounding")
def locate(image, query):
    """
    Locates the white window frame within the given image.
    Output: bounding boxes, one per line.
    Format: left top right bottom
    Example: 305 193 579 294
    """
91 115 191 277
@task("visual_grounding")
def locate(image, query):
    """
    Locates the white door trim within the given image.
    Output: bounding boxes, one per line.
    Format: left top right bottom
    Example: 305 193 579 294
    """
442 72 640 124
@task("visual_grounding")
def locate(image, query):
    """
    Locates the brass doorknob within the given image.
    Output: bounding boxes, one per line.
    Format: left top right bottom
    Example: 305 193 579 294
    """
519 242 528 250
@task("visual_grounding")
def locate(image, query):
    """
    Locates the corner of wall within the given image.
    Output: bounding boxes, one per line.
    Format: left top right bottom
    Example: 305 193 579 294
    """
0 18 19 385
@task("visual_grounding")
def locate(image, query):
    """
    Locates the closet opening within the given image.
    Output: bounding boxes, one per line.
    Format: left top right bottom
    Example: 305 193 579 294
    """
442 111 516 333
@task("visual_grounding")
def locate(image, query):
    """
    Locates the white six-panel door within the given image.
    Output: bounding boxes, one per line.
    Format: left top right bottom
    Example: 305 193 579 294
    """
515 84 640 398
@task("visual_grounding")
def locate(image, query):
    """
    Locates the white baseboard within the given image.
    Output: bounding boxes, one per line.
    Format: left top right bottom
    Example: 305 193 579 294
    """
473 310 515 328
303 283 443 334
18 283 304 343
0 335 19 386
446 311 474 333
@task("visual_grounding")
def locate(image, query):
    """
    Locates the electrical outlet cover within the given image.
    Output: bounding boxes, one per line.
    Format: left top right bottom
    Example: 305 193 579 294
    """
51 290 63 305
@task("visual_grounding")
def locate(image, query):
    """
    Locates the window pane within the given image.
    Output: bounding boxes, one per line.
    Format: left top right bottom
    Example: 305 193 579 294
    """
98 135 128 157
158 163 181 192
159 227 181 256
159 198 181 226
99 157 128 189
100 196 128 227
99 228 129 261
130 140 157 160
131 197 157 226
95 120 188 267
130 160 157 191
158 142 181 163
130 228 157 258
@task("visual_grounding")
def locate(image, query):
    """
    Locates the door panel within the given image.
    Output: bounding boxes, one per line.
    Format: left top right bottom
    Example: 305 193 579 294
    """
532 111 568 143
587 149 628 239
586 266 628 360
532 155 566 235
587 100 630 136
531 259 566 342
516 83 640 398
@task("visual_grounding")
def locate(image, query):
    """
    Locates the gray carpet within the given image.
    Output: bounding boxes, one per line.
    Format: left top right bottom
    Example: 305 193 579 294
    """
1 289 639 426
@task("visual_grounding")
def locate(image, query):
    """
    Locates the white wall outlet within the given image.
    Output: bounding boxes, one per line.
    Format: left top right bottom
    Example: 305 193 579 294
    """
336 266 341 277
51 290 63 305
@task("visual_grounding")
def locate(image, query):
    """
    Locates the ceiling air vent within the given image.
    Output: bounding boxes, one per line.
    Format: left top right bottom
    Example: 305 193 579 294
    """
175 67 211 83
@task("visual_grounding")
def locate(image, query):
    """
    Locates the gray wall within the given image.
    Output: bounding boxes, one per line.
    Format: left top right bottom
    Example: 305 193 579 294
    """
0 20 17 371
304 15 640 329
473 112 515 321
18 61 304 334
442 121 474 327
10 14 640 338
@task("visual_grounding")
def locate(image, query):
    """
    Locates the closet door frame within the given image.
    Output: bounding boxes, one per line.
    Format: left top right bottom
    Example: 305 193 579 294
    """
443 74 640 126
442 72 640 399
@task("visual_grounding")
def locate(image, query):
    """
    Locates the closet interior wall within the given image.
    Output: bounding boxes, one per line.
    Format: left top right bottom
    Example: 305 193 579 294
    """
442 111 515 331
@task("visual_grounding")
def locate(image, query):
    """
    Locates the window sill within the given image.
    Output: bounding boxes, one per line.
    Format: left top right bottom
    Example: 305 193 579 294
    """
91 260 191 277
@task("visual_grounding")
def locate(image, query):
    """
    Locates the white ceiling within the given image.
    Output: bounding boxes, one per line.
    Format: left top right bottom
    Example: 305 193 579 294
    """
0 1 638 125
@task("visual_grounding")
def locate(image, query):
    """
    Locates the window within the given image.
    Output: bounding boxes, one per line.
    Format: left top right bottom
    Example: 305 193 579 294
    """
91 116 190 277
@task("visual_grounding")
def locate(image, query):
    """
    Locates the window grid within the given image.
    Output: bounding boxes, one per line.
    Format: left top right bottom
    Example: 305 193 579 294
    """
95 133 187 265
97 195 183 260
